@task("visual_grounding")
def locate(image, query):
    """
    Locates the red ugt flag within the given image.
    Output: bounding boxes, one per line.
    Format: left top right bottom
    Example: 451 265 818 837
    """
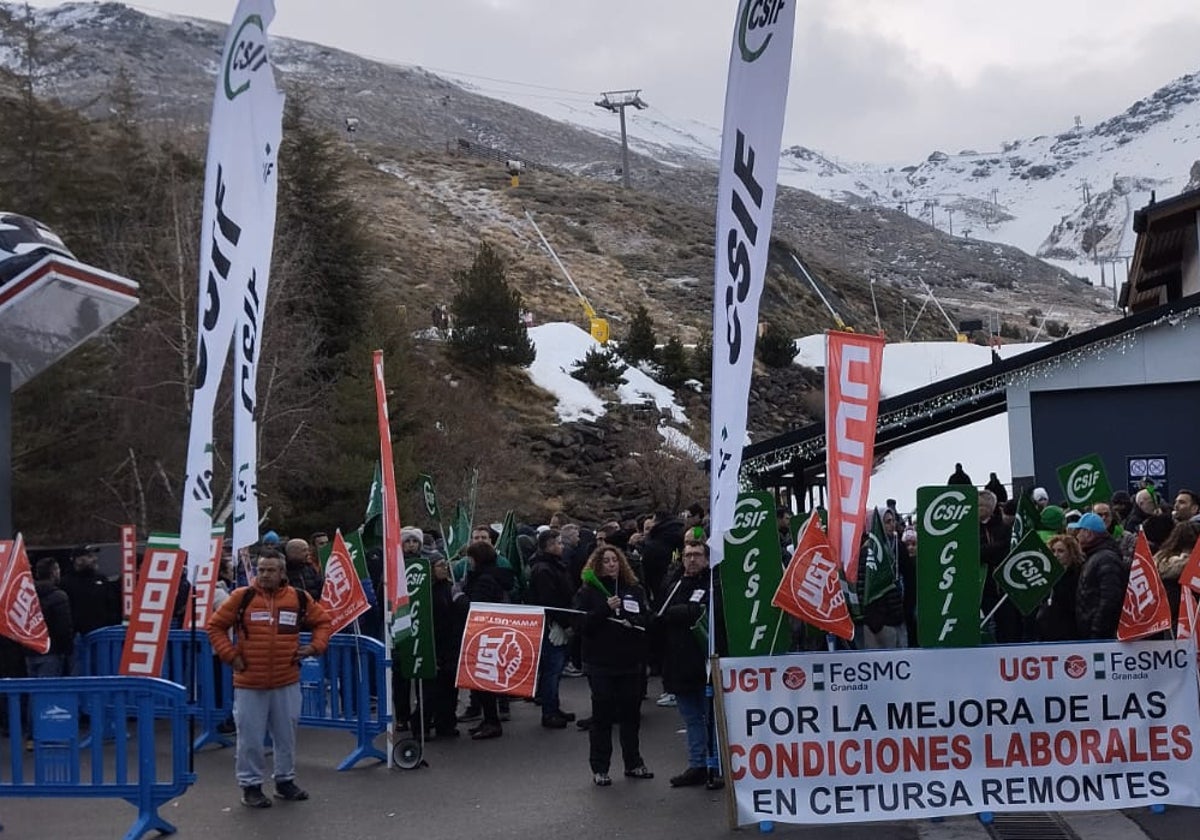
321 530 371 634
1118 531 1172 641
0 535 50 654
771 517 854 640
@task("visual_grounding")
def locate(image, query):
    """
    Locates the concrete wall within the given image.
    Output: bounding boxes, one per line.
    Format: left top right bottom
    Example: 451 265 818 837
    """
1007 320 1200 499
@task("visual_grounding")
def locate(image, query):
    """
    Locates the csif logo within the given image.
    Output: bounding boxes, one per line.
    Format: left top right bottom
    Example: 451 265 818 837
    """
728 496 771 546
738 0 788 62
1001 550 1053 591
922 490 972 537
224 14 271 101
1066 463 1100 504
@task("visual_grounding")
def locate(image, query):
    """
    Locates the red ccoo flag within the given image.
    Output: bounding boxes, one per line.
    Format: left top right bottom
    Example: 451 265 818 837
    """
1117 531 1172 642
770 516 854 640
0 534 50 654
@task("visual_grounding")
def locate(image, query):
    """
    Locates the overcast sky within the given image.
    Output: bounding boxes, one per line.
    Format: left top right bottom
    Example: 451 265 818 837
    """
26 0 1200 163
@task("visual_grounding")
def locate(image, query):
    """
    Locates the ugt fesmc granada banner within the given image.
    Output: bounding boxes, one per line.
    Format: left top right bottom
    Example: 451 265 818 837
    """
716 641 1200 826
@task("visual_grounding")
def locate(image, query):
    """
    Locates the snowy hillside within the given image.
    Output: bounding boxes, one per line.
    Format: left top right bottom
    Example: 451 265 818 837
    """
529 324 1040 514
498 66 1200 290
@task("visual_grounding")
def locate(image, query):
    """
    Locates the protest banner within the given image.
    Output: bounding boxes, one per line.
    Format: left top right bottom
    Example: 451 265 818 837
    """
716 641 1200 826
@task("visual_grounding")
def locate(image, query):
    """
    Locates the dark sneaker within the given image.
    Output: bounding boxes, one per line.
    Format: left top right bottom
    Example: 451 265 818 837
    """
273 779 309 801
241 785 272 808
624 766 654 779
457 706 483 723
593 772 612 786
561 711 577 722
576 717 592 731
470 722 503 740
669 767 708 788
541 714 568 729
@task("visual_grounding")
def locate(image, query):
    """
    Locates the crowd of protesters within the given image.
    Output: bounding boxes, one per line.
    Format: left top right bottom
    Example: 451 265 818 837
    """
839 465 1200 650
9 474 1195 802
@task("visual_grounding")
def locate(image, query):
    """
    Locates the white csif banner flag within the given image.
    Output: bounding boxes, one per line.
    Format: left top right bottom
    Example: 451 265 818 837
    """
180 0 284 573
709 0 795 568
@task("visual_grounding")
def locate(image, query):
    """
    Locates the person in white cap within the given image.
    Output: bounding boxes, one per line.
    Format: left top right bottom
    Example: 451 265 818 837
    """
1031 487 1050 510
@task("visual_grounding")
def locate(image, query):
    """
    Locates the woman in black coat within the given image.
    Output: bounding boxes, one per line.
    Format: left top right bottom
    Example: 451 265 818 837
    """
462 541 510 740
573 545 652 786
1036 535 1084 641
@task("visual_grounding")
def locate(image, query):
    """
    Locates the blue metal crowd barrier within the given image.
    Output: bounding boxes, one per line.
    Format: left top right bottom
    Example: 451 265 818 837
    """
297 632 390 770
0 676 194 840
79 628 390 770
79 627 233 751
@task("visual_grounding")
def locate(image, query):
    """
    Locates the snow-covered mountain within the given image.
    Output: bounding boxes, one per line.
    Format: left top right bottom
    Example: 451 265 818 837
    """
498 69 1200 290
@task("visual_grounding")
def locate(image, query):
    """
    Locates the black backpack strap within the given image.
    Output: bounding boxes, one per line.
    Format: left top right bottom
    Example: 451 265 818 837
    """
235 585 309 637
235 587 257 638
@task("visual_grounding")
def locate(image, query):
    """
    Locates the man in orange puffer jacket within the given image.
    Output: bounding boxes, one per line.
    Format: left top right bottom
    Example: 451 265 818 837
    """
208 551 332 808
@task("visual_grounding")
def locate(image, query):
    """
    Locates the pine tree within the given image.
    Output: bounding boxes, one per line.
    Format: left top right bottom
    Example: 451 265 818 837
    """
571 346 627 387
658 336 690 388
757 323 798 368
621 304 658 364
691 331 712 383
277 97 374 371
448 243 536 370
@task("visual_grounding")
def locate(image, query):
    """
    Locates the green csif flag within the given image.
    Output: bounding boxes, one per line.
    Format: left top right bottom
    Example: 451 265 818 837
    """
915 486 980 648
862 508 898 605
396 554 436 679
1056 453 1112 509
993 530 1064 616
364 462 383 524
1011 491 1040 550
718 492 791 656
494 510 522 589
444 501 471 561
418 473 440 522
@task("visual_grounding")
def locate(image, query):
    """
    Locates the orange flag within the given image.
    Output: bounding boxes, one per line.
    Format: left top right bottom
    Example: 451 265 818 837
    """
771 517 854 640
1179 538 1200 594
321 530 371 634
455 604 545 698
1117 531 1172 642
0 535 50 654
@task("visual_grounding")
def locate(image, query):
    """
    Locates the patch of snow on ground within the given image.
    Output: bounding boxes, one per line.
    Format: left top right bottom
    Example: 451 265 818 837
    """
528 323 690 426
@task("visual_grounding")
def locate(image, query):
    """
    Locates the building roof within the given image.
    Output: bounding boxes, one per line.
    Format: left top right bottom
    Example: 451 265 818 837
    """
1123 187 1200 312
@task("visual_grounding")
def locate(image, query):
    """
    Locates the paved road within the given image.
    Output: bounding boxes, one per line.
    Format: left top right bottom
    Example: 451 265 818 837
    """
1 676 1194 839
